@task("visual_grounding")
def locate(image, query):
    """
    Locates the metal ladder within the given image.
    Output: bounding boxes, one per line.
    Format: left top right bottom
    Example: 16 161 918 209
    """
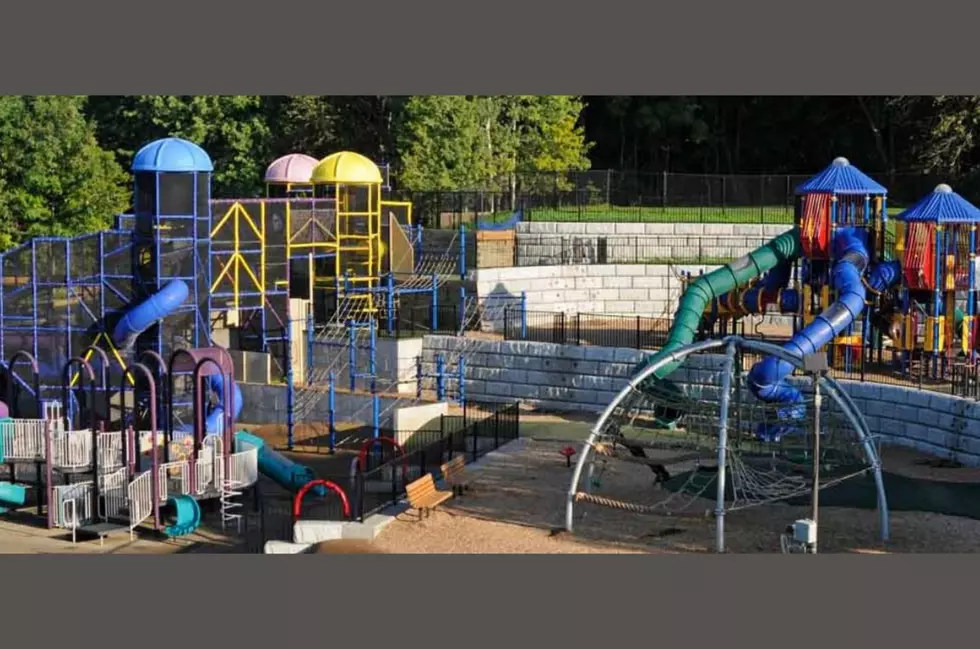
219 479 243 533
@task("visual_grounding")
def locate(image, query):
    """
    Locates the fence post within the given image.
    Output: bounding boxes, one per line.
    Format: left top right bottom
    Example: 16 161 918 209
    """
386 272 395 335
575 313 581 346
503 306 509 340
636 315 642 349
431 275 439 332
471 418 479 463
520 292 528 339
356 470 366 523
458 356 466 408
328 371 336 454
436 354 445 401
661 171 668 210
459 224 467 280
493 407 500 450
348 320 356 392
306 310 315 377
459 286 467 334
416 355 423 400
372 382 380 440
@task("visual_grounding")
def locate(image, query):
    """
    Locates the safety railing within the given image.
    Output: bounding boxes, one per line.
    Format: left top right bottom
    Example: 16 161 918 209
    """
127 471 153 537
195 453 215 495
228 447 259 488
51 430 93 470
157 460 190 500
99 467 128 520
0 418 47 461
97 432 124 470
53 481 92 529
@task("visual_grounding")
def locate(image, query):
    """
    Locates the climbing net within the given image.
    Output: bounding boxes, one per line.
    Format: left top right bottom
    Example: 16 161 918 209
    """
565 336 888 550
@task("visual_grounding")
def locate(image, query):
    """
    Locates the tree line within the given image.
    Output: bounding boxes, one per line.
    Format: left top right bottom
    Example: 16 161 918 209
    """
0 95 978 249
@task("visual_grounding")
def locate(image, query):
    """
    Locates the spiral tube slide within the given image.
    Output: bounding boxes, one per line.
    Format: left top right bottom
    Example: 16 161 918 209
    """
747 228 901 439
111 280 190 350
234 431 328 497
634 227 802 421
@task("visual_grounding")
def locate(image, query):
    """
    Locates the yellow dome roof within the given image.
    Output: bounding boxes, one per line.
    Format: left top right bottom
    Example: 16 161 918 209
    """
310 151 382 184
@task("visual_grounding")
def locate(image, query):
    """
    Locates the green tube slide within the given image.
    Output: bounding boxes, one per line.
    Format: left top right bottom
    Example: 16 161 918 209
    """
635 226 803 422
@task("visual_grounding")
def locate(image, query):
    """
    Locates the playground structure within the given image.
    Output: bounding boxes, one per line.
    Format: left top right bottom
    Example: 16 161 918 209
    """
655 159 980 439
565 158 980 551
0 138 443 543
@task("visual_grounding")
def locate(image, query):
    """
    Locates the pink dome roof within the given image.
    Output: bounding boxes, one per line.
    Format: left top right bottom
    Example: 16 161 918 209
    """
264 153 319 184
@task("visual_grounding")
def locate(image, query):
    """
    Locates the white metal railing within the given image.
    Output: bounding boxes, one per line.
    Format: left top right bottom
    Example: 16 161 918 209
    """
157 460 190 500
99 467 128 521
98 432 124 470
228 448 258 487
127 471 153 538
53 482 93 529
195 450 215 495
63 499 78 544
51 429 94 470
0 419 47 461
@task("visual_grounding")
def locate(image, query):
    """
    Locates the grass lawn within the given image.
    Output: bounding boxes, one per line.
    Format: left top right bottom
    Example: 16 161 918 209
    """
473 204 909 226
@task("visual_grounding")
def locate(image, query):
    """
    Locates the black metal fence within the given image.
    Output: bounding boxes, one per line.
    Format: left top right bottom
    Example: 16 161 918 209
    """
246 401 520 551
505 309 672 350
353 401 520 522
397 169 969 229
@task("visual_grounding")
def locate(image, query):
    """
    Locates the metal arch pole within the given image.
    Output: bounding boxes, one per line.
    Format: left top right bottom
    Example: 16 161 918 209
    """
714 340 737 553
565 337 728 532
562 335 890 543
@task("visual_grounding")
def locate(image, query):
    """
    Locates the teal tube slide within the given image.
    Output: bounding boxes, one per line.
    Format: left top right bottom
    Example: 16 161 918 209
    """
163 494 202 537
235 431 328 496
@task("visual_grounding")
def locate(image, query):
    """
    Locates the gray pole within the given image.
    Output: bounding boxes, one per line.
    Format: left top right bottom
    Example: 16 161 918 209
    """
811 375 821 553
714 341 737 553
803 352 828 554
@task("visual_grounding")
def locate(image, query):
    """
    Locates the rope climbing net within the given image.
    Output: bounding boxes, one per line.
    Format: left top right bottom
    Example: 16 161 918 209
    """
565 336 889 551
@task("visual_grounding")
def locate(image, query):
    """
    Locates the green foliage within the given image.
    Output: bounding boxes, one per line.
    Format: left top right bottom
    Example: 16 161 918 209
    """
0 96 129 250
395 95 592 191
86 95 272 197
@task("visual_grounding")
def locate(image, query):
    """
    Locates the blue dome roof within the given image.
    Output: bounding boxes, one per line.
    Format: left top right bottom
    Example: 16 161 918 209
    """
894 184 980 224
132 137 214 173
795 157 887 196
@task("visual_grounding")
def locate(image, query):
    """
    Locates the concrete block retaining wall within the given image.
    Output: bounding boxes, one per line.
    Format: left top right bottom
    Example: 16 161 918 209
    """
514 222 792 266
475 263 793 329
421 335 980 467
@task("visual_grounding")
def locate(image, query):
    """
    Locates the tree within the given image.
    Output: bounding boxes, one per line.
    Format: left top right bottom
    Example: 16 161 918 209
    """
0 96 129 250
395 95 491 191
87 96 272 197
395 95 592 193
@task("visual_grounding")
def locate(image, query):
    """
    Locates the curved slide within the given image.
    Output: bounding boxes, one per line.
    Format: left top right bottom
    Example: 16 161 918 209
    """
112 279 190 351
634 226 803 421
234 431 328 497
163 494 202 537
747 227 902 440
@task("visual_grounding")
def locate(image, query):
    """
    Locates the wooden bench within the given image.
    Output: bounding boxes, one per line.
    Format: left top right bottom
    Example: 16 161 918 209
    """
440 456 471 496
405 474 453 519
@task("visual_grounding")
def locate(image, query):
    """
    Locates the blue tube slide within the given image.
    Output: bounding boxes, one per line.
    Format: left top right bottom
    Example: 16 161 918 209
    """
747 228 900 441
234 431 328 497
204 374 244 434
111 280 190 350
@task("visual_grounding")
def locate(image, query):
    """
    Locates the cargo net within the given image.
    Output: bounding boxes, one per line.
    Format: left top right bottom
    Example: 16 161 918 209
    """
1 232 137 412
570 338 879 524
